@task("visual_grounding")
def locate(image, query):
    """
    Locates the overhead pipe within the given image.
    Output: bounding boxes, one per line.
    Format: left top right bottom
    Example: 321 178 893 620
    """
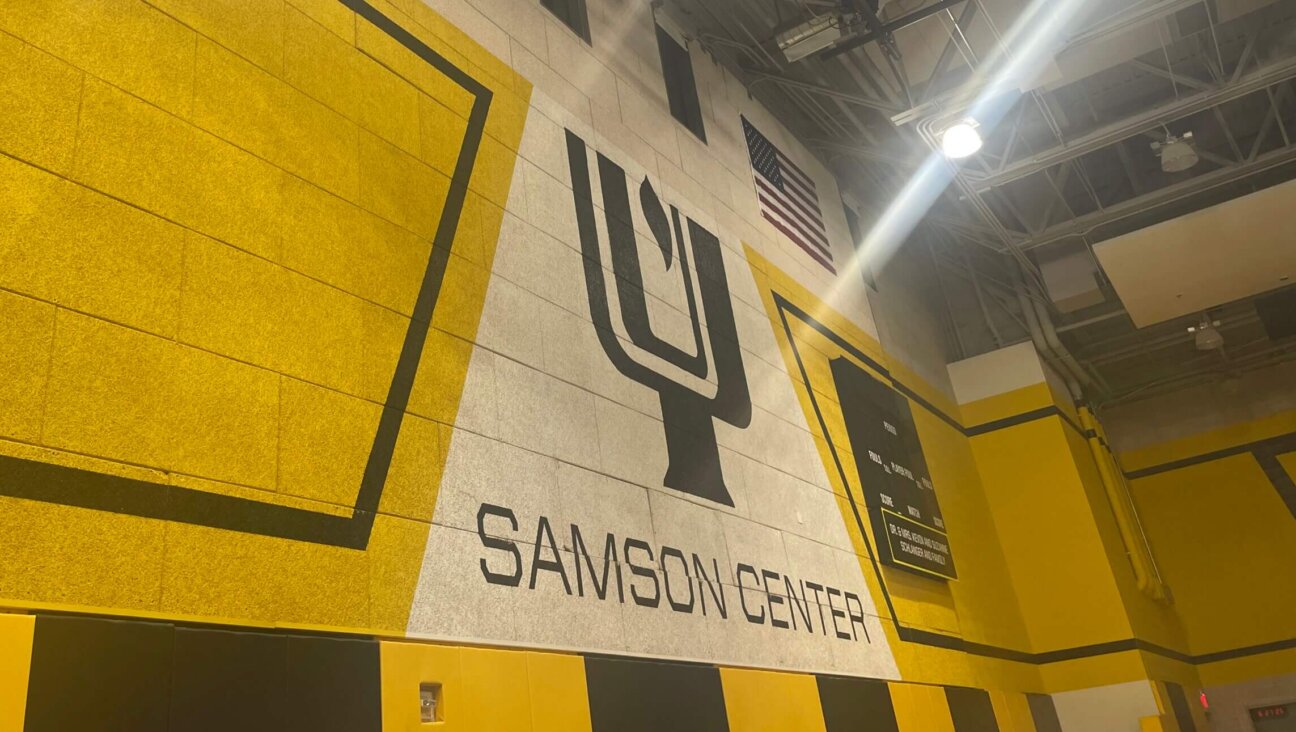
1015 277 1166 600
1012 269 1089 400
1021 266 1103 396
1014 271 1082 401
1080 408 1170 601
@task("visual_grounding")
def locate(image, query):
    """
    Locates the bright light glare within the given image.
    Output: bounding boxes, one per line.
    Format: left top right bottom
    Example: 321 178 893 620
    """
941 122 983 159
818 0 1091 315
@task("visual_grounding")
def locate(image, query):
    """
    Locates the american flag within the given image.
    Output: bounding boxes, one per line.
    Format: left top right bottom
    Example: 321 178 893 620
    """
742 116 835 273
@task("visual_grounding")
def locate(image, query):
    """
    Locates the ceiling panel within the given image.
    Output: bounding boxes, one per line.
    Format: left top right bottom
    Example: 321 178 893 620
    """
1094 176 1296 326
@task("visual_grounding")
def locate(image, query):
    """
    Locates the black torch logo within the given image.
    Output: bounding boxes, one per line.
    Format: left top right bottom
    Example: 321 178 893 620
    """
565 130 751 506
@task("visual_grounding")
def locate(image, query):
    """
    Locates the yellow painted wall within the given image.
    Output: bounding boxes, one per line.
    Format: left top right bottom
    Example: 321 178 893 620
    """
0 0 527 637
1062 429 1188 655
970 418 1134 652
1125 409 1296 686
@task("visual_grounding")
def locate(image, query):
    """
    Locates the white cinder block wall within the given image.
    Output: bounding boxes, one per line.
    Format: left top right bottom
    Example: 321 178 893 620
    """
401 0 943 678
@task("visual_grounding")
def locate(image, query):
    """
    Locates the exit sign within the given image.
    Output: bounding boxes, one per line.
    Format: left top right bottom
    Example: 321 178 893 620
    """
1251 704 1290 721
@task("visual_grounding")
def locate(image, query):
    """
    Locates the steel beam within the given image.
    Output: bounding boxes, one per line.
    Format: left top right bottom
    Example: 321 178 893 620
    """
1065 0 1203 48
964 58 1296 191
744 69 901 112
1131 59 1212 93
821 0 966 60
920 0 980 103
1017 143 1296 251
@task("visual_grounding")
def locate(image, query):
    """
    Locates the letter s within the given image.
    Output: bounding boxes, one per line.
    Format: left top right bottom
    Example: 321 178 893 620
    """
478 503 522 587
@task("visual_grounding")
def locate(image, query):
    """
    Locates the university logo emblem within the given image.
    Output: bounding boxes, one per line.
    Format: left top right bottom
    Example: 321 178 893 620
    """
565 130 751 506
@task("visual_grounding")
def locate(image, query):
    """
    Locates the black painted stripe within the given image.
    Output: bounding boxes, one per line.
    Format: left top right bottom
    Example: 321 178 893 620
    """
1126 432 1296 520
965 407 1064 436
1127 432 1296 479
1191 637 1296 664
1028 693 1063 732
1125 444 1259 479
774 294 1089 441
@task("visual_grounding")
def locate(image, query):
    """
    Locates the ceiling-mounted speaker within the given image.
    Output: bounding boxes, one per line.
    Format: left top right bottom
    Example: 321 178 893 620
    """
1255 288 1296 341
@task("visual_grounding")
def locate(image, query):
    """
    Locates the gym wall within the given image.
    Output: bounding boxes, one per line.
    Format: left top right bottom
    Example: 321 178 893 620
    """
0 0 1292 730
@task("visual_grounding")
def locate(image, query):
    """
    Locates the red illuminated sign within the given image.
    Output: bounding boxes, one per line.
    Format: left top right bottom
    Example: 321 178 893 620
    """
1251 704 1290 721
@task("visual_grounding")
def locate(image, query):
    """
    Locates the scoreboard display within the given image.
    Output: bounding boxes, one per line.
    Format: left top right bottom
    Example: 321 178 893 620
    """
832 358 957 580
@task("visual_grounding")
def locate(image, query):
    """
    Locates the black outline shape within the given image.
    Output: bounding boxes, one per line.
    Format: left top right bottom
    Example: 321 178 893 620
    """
0 0 493 550
773 292 1296 665
566 130 751 507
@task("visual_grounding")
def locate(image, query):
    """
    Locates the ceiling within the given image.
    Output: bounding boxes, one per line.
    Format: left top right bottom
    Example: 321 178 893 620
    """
668 0 1296 406
1095 176 1296 327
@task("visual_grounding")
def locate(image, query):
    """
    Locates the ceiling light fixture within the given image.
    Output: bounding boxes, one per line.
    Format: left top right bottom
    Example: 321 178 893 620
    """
1188 314 1223 351
776 15 844 63
941 119 983 159
1151 131 1199 173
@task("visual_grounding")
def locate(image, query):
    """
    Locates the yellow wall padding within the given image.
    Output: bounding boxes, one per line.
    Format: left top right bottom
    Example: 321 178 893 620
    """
889 682 956 732
720 668 828 732
0 614 35 732
989 689 1039 732
379 641 591 732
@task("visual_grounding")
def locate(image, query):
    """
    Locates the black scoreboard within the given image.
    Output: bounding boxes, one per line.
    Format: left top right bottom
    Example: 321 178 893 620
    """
832 358 957 580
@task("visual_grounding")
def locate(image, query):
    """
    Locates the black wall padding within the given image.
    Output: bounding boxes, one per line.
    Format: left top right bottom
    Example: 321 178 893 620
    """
1027 693 1063 732
585 656 730 732
946 686 999 732
285 635 383 732
817 675 900 732
171 628 287 732
1166 682 1198 732
23 615 382 732
25 615 174 732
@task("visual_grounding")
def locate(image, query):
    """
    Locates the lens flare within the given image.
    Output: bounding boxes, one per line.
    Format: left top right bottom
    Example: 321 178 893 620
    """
941 121 983 159
823 0 1093 314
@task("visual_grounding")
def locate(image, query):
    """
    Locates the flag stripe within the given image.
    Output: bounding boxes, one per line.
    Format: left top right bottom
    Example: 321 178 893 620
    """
778 168 819 210
776 151 816 192
771 176 824 225
755 182 829 251
763 213 837 273
757 195 831 257
754 176 827 236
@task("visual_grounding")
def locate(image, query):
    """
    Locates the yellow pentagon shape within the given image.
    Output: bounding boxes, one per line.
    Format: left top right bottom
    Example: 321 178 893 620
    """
0 0 530 636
